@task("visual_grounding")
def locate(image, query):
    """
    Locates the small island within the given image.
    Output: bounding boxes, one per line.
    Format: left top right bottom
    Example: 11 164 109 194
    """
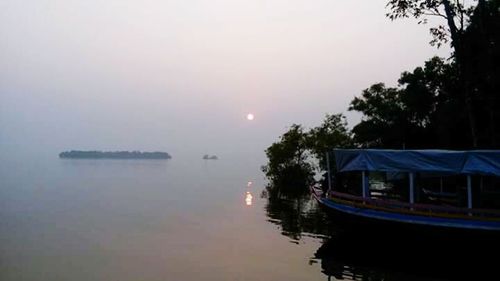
59 150 171 159
202 154 218 160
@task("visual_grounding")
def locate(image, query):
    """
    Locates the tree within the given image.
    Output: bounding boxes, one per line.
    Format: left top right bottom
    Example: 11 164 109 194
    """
386 0 500 148
262 115 352 194
460 0 500 147
306 114 352 171
349 83 407 148
262 124 314 194
386 0 477 49
349 57 469 149
386 0 480 146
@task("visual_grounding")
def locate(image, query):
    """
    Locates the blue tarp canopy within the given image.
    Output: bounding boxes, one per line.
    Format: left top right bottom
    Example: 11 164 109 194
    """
334 149 500 177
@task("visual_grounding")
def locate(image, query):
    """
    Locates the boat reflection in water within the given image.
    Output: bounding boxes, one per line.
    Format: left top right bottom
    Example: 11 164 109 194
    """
264 180 500 280
315 228 499 280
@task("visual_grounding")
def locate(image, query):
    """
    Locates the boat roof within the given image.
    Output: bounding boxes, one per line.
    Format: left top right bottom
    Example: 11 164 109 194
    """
334 149 500 176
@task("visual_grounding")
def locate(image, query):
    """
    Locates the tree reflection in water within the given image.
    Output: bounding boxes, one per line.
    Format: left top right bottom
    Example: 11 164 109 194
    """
263 182 500 280
262 181 334 242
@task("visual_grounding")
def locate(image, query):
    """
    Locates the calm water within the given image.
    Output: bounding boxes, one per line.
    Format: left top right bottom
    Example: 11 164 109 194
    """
0 153 498 280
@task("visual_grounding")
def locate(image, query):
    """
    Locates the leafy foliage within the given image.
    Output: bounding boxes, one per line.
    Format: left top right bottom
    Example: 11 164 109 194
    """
306 114 352 171
349 57 469 148
262 117 351 240
262 116 352 192
262 124 315 194
386 0 475 47
349 83 405 147
386 0 500 147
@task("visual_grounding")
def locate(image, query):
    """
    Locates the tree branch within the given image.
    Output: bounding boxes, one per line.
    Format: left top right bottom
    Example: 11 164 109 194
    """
442 0 460 44
422 12 448 19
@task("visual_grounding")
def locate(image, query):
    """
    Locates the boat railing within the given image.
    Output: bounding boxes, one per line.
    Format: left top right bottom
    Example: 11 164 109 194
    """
329 191 500 219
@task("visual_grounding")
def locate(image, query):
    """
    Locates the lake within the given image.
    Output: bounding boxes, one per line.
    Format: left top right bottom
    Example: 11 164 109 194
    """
0 153 497 280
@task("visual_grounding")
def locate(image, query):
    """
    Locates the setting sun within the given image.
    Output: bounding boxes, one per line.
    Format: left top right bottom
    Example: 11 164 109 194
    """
246 113 254 121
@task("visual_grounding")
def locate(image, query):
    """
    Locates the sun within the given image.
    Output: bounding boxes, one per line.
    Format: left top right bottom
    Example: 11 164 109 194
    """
246 113 254 121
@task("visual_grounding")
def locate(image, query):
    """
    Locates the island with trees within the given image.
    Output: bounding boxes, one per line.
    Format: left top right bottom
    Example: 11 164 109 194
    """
203 154 218 160
59 150 172 159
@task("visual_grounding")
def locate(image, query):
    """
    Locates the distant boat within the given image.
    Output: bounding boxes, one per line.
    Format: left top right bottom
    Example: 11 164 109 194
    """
203 154 218 160
59 150 171 159
312 149 500 231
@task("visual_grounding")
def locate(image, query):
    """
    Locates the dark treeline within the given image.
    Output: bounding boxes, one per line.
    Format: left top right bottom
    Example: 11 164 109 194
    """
59 150 172 159
354 0 500 149
263 0 500 194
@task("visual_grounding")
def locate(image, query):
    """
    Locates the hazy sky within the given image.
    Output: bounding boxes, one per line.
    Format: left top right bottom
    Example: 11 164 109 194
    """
1 0 451 161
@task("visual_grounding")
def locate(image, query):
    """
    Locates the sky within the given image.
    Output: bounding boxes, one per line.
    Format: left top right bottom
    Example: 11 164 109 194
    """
0 0 452 162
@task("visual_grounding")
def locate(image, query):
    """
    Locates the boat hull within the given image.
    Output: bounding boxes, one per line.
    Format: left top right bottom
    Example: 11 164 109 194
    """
311 188 500 233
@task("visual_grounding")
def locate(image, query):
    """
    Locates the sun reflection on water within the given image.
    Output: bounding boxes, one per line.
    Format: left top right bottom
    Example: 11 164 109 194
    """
245 191 253 206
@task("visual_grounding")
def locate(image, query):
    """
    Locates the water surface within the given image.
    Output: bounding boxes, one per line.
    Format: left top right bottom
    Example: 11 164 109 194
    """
1 153 497 280
0 154 324 281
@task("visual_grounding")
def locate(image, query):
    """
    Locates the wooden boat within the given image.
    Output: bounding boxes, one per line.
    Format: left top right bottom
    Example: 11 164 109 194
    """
311 149 500 231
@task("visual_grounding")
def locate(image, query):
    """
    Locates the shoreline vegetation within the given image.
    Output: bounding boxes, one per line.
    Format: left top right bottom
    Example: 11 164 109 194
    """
263 0 499 193
59 150 171 159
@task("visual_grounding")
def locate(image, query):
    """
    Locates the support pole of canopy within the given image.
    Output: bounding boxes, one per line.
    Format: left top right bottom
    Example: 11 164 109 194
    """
409 172 415 204
362 171 369 200
467 175 472 209
326 152 332 194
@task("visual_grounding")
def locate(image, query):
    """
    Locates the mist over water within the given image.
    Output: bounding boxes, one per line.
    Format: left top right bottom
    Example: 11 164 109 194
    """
1 1 451 161
0 0 463 280
0 154 325 281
